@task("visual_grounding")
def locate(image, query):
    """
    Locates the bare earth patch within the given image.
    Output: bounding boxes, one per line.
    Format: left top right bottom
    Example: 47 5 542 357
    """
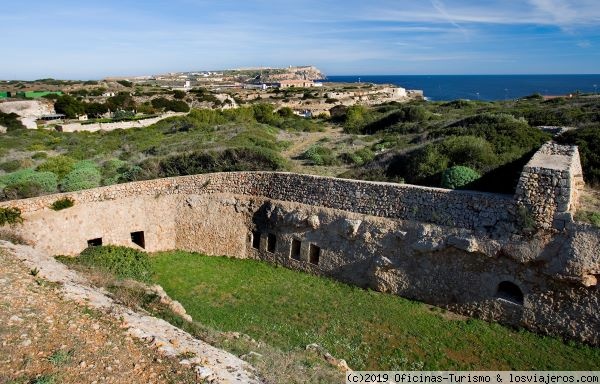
0 242 260 384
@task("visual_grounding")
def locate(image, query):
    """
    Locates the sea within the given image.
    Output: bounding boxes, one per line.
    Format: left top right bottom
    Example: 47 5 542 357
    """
324 75 600 102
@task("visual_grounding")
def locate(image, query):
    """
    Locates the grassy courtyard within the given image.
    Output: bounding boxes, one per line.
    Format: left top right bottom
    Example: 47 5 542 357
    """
149 251 600 371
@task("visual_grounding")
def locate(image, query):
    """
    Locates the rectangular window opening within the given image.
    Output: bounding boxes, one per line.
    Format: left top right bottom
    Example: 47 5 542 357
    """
252 231 261 249
309 244 320 265
131 231 145 249
267 233 276 253
290 239 301 260
87 238 102 247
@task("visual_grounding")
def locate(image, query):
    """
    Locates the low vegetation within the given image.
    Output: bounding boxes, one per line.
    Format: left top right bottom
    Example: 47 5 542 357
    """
57 248 600 380
75 245 152 282
50 197 74 211
0 207 23 226
146 252 599 372
1 95 599 201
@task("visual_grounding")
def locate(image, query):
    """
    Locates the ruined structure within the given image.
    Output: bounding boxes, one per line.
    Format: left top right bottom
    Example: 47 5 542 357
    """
1 143 598 346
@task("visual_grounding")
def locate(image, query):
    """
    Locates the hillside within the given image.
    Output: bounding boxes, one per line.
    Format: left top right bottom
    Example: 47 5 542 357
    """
1 95 599 201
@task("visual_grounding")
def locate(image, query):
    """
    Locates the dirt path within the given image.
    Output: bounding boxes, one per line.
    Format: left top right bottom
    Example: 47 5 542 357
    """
0 242 260 384
279 125 353 176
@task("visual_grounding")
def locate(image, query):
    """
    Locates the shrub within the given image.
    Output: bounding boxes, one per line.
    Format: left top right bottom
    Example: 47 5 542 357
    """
344 105 369 133
37 156 77 179
556 127 600 186
50 197 74 211
302 145 337 166
61 166 102 192
0 169 58 195
54 95 85 118
78 245 152 282
0 160 23 173
32 152 48 160
117 80 133 87
343 148 375 166
101 158 127 185
0 112 26 131
0 207 22 226
441 166 481 189
440 136 497 171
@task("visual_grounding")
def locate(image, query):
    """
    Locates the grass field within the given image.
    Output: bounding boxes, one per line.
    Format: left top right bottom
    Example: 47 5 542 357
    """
149 251 600 371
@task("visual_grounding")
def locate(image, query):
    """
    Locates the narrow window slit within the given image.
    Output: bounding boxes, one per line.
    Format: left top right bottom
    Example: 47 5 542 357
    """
252 231 261 249
267 234 276 253
290 239 301 260
309 244 320 265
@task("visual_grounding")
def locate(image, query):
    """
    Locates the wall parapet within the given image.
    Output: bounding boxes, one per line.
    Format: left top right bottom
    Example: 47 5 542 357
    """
1 172 514 232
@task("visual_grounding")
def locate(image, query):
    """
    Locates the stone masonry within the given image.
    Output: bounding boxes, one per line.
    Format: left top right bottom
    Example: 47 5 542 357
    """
1 142 597 346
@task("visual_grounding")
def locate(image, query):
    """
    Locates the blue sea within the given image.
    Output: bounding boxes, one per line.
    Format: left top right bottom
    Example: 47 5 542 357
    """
325 75 600 101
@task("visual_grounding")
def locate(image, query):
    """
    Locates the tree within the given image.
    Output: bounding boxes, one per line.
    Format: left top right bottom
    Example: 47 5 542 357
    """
85 102 109 118
107 92 136 111
172 90 186 99
54 95 85 118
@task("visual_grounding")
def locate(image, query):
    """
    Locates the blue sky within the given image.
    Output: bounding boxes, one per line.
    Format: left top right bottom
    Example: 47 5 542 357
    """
1 0 599 79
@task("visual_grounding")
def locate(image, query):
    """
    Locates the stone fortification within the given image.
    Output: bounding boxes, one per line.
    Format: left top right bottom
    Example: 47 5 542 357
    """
1 142 597 346
516 143 584 230
4 172 514 232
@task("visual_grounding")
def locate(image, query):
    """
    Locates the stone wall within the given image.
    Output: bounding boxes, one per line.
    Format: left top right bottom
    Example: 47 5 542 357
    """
1 172 515 232
515 143 584 230
57 112 186 132
1 142 597 345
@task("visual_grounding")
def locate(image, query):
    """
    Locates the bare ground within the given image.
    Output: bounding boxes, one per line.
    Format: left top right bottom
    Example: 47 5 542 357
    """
0 242 260 384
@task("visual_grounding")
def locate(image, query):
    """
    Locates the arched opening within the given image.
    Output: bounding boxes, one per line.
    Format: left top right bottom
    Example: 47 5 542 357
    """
496 281 524 305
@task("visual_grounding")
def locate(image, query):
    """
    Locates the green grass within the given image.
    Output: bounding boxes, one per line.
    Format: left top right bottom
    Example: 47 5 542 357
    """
150 251 600 371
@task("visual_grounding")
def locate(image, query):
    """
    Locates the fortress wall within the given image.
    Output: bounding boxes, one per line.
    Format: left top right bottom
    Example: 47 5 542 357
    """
173 194 599 345
0 142 597 345
13 195 180 256
2 172 515 232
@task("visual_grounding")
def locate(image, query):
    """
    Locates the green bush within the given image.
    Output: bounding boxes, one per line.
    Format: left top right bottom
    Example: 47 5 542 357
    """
440 136 497 170
557 127 600 186
441 166 481 189
0 169 58 194
61 166 102 192
343 147 376 166
101 158 128 185
344 105 370 133
32 152 48 160
302 145 337 166
50 197 74 211
54 95 85 118
37 156 77 179
0 160 23 173
0 112 26 131
78 245 152 282
0 207 22 226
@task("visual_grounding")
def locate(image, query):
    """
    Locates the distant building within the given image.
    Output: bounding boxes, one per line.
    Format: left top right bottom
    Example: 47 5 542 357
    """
102 92 116 97
277 80 316 89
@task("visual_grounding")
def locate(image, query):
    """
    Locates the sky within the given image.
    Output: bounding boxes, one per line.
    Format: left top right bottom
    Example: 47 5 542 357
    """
0 0 599 79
